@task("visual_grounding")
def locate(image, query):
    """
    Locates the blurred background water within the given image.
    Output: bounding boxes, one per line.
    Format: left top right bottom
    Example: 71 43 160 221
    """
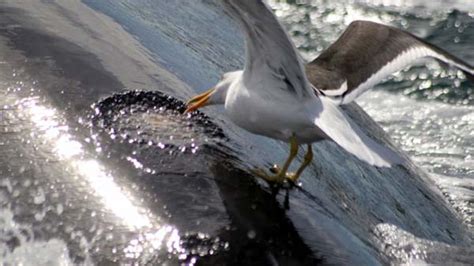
0 0 472 265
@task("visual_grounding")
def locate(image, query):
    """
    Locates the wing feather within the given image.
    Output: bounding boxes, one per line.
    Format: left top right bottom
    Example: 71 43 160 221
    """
222 0 313 98
306 20 474 104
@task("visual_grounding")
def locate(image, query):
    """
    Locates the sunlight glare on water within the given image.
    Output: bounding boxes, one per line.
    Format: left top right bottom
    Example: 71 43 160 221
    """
16 95 194 261
20 97 152 229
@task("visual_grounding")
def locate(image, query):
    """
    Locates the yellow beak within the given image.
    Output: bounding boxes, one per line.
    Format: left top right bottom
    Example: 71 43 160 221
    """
185 88 215 113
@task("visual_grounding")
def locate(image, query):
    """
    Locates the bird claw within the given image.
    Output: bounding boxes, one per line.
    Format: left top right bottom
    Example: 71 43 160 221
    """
252 167 297 186
285 172 298 183
269 164 280 174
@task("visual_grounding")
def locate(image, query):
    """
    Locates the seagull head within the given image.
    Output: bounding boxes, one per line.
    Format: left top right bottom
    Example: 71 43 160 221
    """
185 71 240 113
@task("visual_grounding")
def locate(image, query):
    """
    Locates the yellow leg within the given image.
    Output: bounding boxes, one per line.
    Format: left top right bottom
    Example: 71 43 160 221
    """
288 144 313 182
276 136 299 181
253 136 299 183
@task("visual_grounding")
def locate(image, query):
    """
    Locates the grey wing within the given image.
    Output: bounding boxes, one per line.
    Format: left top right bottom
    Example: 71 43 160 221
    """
223 0 313 98
306 20 474 104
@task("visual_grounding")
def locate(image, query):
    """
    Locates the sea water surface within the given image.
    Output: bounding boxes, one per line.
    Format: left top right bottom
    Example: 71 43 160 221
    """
0 0 472 265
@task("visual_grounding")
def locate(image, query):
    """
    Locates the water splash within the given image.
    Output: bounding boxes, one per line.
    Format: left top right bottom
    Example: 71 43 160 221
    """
19 96 152 229
0 209 77 266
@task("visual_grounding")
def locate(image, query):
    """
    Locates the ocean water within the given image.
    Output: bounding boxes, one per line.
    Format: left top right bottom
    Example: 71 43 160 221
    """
0 0 472 265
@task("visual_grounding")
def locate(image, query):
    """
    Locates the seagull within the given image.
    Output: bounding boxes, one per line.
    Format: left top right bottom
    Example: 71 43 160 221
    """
185 0 474 183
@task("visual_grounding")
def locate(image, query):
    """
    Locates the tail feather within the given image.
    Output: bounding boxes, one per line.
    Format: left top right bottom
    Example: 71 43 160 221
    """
313 97 404 167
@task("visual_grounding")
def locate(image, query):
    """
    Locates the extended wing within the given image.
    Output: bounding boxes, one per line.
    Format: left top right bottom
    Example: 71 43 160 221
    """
223 0 313 98
306 20 474 104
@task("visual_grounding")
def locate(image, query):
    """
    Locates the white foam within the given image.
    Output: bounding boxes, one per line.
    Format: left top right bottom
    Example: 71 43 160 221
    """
2 239 74 266
374 223 473 265
0 209 77 266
